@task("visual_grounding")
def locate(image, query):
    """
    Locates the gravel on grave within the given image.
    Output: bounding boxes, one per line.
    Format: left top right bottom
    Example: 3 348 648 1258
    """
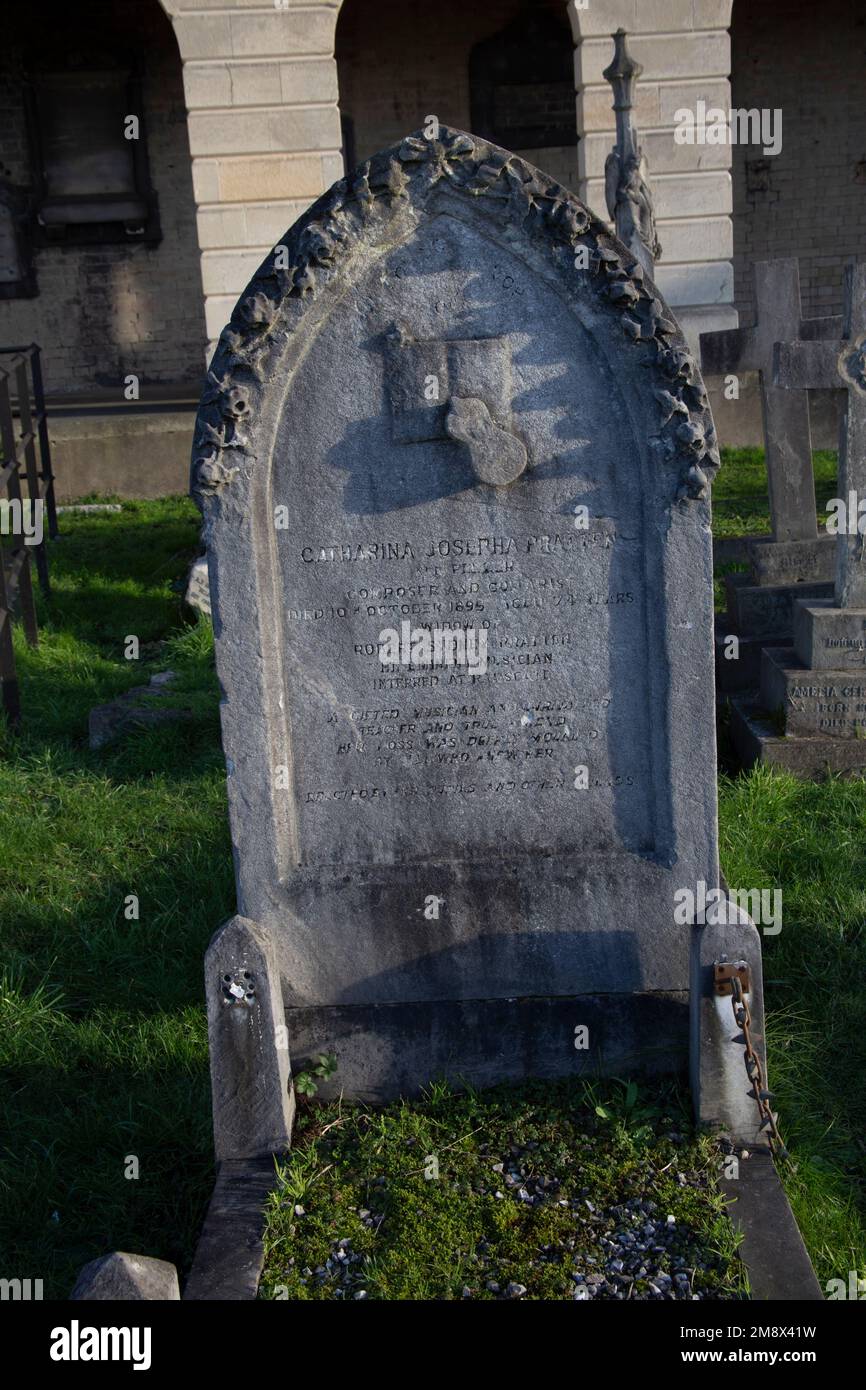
259 1083 746 1301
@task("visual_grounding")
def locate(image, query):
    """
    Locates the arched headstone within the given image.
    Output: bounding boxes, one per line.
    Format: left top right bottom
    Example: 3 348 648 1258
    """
192 127 764 1158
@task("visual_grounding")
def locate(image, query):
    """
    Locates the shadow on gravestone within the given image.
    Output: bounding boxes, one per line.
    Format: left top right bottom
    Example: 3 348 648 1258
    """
189 127 766 1163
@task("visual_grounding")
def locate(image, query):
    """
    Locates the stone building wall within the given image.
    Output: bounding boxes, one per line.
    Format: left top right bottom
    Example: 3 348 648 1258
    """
336 0 579 194
731 0 866 329
0 0 206 396
573 0 737 349
163 0 738 360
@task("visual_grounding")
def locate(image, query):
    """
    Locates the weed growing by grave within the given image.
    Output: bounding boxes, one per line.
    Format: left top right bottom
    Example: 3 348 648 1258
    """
259 1079 745 1301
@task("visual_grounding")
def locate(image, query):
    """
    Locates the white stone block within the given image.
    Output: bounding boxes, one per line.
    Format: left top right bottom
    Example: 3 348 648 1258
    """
581 82 659 132
213 154 324 203
188 106 340 157
572 0 697 37
246 202 310 246
585 169 732 221
191 159 221 205
321 151 345 185
658 78 733 125
183 62 232 110
228 10 337 60
576 32 730 86
173 15 232 62
201 248 267 297
656 215 733 264
205 294 241 343
196 206 248 250
693 0 734 28
280 59 339 105
581 129 732 180
653 259 734 307
229 62 283 107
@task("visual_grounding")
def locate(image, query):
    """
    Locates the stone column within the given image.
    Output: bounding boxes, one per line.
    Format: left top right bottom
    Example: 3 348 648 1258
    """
161 0 344 357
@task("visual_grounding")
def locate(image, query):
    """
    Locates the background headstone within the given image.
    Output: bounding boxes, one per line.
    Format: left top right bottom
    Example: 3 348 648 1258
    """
193 128 765 1157
184 554 212 617
702 259 839 693
732 262 866 776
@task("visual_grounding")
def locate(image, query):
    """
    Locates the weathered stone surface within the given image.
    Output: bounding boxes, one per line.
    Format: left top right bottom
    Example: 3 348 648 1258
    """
742 265 866 777
774 263 866 609
184 554 212 617
700 259 830 546
724 573 833 640
205 915 294 1162
70 1251 180 1301
730 698 866 779
689 906 767 1150
191 126 756 1127
795 598 866 670
760 647 866 739
184 1158 275 1302
746 535 835 587
714 619 788 695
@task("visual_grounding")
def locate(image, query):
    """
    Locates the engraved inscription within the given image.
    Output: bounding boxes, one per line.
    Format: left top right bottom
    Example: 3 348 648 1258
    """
273 215 657 867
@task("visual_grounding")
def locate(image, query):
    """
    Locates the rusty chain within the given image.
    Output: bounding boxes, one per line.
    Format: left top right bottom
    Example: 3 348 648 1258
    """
714 959 788 1160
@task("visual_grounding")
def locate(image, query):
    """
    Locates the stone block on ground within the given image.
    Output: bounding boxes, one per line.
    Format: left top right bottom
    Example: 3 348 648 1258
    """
70 1251 180 1301
88 671 187 750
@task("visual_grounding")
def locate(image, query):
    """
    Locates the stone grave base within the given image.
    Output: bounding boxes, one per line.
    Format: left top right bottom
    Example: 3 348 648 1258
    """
286 991 689 1104
723 573 834 641
745 535 835 587
714 617 788 694
729 698 866 778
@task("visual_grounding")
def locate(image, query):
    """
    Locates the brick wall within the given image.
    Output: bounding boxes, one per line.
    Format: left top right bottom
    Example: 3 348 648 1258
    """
731 0 866 328
0 0 206 396
336 0 578 194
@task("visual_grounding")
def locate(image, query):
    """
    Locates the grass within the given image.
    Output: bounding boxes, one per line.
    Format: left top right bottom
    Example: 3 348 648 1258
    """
0 453 863 1298
0 499 232 1297
717 766 866 1287
711 446 838 537
712 446 837 609
259 1079 745 1301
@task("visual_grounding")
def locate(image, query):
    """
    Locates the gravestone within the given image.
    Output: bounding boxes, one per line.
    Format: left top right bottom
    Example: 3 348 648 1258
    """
192 127 765 1161
700 260 838 693
732 263 866 777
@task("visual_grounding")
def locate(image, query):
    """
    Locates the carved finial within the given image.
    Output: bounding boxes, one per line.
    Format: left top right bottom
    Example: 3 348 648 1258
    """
603 29 661 278
602 28 643 90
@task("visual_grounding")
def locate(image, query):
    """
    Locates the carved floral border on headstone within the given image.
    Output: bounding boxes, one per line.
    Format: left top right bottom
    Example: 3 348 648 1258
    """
191 128 719 509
